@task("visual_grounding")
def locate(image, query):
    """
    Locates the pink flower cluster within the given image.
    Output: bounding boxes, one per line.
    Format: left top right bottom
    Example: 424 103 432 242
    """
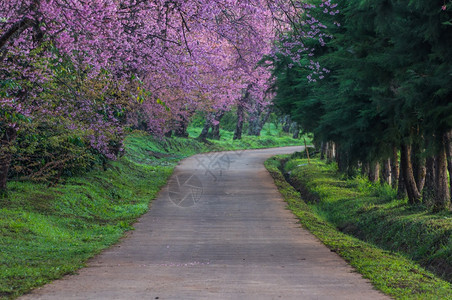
0 0 334 158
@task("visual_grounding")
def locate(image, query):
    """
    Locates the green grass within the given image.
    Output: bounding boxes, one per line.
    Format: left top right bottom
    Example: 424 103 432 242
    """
0 129 302 299
265 155 452 299
186 124 305 150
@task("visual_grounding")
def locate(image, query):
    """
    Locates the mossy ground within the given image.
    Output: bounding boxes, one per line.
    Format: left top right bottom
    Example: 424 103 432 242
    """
265 154 452 299
0 129 303 299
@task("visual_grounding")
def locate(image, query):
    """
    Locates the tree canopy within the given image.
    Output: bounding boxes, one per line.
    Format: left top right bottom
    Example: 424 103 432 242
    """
270 0 452 210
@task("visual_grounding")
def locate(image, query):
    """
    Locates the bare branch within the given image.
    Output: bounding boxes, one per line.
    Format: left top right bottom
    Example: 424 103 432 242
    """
0 18 36 50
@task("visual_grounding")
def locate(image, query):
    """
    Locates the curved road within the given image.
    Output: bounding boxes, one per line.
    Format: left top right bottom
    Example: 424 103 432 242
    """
22 147 387 299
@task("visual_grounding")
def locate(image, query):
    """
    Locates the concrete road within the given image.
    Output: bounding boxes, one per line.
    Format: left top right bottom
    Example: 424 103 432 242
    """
22 147 388 299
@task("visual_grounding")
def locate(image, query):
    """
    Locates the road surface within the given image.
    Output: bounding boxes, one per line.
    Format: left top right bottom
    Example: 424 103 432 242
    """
22 146 387 299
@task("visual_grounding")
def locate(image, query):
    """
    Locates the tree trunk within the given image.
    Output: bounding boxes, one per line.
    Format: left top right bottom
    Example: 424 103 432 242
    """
368 162 380 183
246 105 272 137
257 107 273 136
423 156 437 206
415 161 426 192
320 141 326 160
400 144 421 204
198 115 212 141
445 131 452 204
247 109 262 136
247 115 259 136
233 105 244 140
362 162 369 177
0 18 35 50
211 124 220 140
0 126 17 197
210 112 224 140
412 140 426 192
391 146 399 189
326 141 335 163
335 145 350 174
381 159 391 185
234 88 250 140
174 115 189 138
397 162 407 199
433 138 450 211
292 123 300 139
164 130 172 137
282 115 291 133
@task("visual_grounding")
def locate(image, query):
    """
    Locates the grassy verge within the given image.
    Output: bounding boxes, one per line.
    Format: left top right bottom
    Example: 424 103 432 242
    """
265 155 452 299
0 129 302 299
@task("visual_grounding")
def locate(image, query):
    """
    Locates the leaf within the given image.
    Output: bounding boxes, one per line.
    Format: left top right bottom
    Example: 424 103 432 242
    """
156 98 170 111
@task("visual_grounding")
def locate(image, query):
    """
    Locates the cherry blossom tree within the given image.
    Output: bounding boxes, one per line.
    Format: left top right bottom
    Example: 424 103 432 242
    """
0 0 333 193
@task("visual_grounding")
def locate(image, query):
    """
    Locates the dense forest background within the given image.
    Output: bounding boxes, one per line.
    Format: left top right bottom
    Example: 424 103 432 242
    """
270 0 452 211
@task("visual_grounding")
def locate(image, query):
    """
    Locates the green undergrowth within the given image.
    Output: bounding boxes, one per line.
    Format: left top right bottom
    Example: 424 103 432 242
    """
0 130 302 299
265 155 452 299
187 125 306 150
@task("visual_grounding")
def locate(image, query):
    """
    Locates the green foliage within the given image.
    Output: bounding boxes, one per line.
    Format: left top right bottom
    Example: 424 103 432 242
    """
186 124 306 149
188 111 207 128
1 51 127 193
282 156 452 283
10 119 98 183
0 130 302 299
266 156 452 299
271 0 452 168
0 133 173 299
189 109 247 134
218 110 240 132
